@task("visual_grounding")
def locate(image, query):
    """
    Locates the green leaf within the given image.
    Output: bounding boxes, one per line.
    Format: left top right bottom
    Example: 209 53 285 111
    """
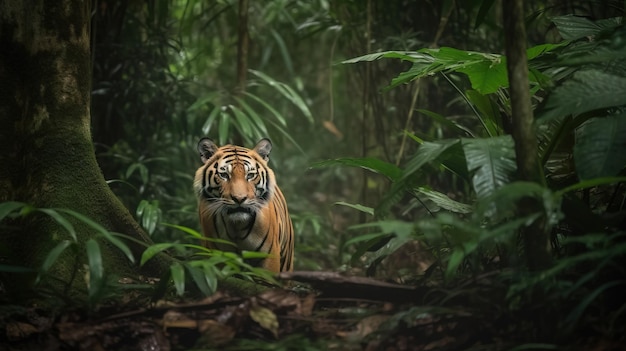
311 157 402 181
556 176 626 196
551 15 602 40
462 136 517 199
41 240 72 273
477 182 559 223
473 0 495 29
202 105 222 135
187 91 220 112
342 51 418 64
527 42 568 60
374 139 462 216
242 92 286 128
457 59 508 94
218 111 230 146
270 29 294 74
37 208 77 242
125 162 152 185
401 139 460 182
343 232 392 248
181 244 212 254
86 239 104 298
413 187 472 214
233 96 270 138
137 200 161 235
349 220 416 237
105 233 136 264
416 109 475 137
249 69 313 123
136 200 147 218
574 114 626 180
446 249 466 279
170 262 185 296
0 201 26 221
141 243 177 266
162 223 203 239
333 201 374 216
187 265 212 296
241 251 271 259
537 70 626 123
57 208 110 234
465 90 500 135
229 104 253 138
204 268 218 293
388 48 496 90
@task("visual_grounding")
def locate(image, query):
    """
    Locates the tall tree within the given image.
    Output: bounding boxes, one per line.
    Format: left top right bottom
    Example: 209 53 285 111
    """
0 0 168 297
502 0 552 271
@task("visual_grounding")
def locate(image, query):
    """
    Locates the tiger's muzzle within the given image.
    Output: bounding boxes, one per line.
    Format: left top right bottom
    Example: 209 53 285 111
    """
226 204 254 224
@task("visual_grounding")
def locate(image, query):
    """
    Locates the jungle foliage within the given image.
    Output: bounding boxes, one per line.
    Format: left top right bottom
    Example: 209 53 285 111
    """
1 0 625 349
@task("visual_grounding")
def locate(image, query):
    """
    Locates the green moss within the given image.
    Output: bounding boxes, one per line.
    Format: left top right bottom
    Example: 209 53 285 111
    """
0 0 169 301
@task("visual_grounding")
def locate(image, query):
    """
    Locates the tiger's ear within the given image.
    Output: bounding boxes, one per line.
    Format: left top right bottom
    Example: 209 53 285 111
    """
254 138 272 162
198 138 218 164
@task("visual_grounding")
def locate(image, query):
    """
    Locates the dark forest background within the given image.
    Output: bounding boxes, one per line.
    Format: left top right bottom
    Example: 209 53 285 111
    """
2 0 625 349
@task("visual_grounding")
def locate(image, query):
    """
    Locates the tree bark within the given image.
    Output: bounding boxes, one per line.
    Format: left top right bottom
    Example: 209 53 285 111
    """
0 0 169 297
232 0 250 146
236 0 249 96
502 0 552 271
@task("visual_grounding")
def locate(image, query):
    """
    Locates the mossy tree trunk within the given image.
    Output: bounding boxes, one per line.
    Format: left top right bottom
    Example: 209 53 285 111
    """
0 0 168 297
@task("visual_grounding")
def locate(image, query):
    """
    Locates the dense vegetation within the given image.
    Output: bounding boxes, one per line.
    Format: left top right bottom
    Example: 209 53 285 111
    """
1 0 625 349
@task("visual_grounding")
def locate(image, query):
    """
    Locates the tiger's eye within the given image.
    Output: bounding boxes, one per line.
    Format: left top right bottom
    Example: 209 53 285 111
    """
246 172 256 180
218 172 229 179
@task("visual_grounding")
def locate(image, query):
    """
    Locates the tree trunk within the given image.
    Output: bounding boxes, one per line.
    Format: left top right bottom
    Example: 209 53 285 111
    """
232 0 249 146
502 0 552 271
0 0 168 297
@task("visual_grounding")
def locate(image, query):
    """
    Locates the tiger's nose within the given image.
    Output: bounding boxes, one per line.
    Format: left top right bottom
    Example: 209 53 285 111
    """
231 195 246 204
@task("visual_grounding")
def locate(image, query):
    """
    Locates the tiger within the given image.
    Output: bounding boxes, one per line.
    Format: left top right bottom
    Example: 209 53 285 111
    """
193 138 294 272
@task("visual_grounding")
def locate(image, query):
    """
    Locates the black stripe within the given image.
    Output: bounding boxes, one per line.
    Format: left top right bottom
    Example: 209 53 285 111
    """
201 165 209 192
253 227 271 252
239 212 257 240
212 215 222 240
222 154 238 162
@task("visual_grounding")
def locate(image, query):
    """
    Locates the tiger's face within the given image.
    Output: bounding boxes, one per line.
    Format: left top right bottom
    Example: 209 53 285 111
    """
193 138 294 272
193 138 275 233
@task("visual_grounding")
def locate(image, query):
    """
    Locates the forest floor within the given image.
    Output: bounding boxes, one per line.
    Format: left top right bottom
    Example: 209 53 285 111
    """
1 271 625 351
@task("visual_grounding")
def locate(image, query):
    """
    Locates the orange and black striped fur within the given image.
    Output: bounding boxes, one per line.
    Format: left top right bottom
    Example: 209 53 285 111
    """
193 138 293 272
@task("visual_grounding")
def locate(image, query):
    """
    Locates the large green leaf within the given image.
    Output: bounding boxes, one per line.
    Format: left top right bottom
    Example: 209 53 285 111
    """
573 114 626 180
345 44 559 96
416 109 475 137
462 136 517 199
551 15 603 40
341 50 419 64
376 139 462 216
413 187 472 214
400 139 460 182
551 15 622 41
537 70 626 123
248 69 313 123
456 59 508 95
